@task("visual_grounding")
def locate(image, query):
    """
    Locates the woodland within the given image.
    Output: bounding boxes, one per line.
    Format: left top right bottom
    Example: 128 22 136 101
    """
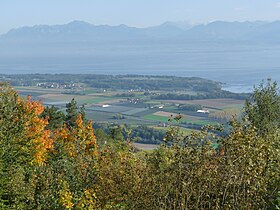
0 80 279 209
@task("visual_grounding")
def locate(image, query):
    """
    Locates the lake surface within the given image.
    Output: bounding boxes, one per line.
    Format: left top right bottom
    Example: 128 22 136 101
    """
0 41 279 93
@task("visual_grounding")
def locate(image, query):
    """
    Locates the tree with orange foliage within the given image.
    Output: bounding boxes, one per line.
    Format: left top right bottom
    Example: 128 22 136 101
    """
0 83 53 209
36 114 98 209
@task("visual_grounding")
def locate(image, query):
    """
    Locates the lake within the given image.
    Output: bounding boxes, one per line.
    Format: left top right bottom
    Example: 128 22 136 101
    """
0 41 279 93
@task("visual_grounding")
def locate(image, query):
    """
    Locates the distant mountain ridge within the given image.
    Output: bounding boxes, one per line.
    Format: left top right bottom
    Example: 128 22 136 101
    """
1 20 280 43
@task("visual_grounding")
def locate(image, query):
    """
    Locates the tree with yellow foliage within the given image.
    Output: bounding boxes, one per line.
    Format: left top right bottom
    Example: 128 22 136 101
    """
0 83 53 209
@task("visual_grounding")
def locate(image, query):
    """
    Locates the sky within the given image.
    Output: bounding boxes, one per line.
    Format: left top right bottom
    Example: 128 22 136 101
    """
1 0 280 34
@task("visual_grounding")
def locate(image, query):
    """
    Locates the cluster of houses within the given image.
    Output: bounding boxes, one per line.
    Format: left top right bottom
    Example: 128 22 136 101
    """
36 82 81 89
126 98 143 104
128 89 146 92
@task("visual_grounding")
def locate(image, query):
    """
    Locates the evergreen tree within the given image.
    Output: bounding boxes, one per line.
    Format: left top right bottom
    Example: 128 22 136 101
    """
65 98 78 128
65 98 87 128
41 106 65 130
79 104 87 124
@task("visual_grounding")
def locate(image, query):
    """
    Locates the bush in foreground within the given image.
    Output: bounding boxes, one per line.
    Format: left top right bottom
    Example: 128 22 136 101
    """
0 81 279 209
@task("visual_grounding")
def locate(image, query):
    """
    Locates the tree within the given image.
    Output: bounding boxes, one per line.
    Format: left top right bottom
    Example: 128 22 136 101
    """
245 79 280 136
34 114 98 209
65 98 79 128
110 126 124 142
0 83 53 209
0 81 279 209
244 79 280 207
95 128 110 146
65 98 87 128
40 105 65 130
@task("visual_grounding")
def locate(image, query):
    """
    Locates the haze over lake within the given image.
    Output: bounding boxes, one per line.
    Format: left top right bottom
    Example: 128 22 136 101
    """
1 21 280 92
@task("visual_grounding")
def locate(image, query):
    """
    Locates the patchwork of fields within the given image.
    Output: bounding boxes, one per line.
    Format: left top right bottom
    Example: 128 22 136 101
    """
16 86 245 130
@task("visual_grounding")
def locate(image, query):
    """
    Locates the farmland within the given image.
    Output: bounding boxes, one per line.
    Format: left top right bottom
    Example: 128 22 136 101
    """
14 85 246 128
1 74 249 144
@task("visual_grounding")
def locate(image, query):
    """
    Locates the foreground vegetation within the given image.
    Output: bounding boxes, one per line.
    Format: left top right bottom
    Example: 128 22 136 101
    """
0 80 279 209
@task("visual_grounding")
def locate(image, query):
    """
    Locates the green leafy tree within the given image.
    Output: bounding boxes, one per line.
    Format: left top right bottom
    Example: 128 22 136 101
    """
245 79 280 136
244 79 280 208
95 128 111 146
110 126 124 142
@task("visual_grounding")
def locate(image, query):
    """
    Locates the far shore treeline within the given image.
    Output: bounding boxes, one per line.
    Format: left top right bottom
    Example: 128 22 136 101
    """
0 74 249 99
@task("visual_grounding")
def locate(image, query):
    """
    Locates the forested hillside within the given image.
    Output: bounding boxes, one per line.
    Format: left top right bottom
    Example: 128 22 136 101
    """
0 81 279 209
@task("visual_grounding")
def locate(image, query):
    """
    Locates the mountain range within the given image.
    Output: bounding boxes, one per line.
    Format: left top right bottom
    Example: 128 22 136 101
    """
1 20 280 87
1 20 280 43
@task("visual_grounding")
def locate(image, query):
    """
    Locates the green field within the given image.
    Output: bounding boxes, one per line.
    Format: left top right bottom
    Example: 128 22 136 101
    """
15 84 245 130
144 114 170 122
80 97 113 104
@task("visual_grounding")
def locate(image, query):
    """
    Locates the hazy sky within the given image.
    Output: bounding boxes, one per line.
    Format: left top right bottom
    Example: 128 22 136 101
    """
1 0 280 34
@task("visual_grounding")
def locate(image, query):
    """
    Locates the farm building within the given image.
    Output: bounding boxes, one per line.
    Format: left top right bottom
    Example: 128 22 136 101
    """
102 104 110 108
197 109 210 114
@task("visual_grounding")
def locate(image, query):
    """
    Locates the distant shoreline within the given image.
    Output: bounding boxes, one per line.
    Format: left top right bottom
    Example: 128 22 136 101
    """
0 72 273 94
222 84 253 93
